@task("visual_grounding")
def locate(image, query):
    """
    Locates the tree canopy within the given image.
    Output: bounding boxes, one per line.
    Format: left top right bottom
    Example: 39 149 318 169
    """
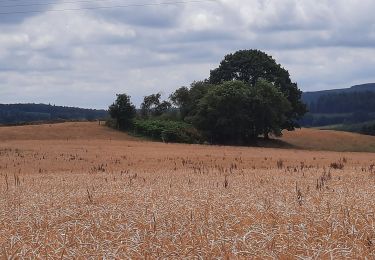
209 49 306 129
170 81 214 121
191 80 292 144
251 79 292 139
108 94 136 130
191 81 255 144
141 93 172 118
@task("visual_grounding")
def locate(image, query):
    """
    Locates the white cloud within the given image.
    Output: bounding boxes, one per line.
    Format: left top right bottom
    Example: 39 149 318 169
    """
0 0 375 108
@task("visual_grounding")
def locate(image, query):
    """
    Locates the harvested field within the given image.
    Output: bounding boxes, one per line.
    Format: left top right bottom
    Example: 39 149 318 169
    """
281 128 375 153
0 122 375 258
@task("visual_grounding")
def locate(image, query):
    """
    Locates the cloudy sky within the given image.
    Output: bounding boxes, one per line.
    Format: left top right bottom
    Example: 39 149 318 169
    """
0 0 375 108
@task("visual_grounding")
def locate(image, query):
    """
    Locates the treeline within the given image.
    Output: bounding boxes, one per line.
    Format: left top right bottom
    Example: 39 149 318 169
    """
0 104 108 125
108 49 307 145
361 123 375 136
301 112 375 127
308 91 375 114
300 90 375 127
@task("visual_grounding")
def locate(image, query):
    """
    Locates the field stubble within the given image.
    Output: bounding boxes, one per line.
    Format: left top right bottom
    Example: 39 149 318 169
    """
0 122 375 259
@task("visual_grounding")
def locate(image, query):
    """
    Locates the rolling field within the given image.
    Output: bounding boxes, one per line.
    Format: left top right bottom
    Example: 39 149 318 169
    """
1 122 375 258
281 128 375 153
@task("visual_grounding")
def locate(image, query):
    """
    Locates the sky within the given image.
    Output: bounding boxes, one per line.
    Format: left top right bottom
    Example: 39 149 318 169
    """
0 0 375 109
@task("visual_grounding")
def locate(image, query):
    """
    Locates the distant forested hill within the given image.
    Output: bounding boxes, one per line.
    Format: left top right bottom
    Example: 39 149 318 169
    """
0 104 108 125
300 83 375 135
302 83 375 106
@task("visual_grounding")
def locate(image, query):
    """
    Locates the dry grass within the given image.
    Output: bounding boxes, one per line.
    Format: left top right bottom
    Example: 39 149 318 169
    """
281 128 375 152
0 122 375 258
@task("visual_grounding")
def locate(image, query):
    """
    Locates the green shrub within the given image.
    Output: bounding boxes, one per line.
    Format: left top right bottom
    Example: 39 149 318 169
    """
132 119 203 144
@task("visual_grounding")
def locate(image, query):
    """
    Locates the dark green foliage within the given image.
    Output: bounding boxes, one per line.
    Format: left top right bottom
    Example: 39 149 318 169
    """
302 83 375 106
168 49 306 144
300 113 352 127
300 92 375 127
170 81 214 121
108 94 136 130
301 85 375 128
169 86 190 118
191 80 292 144
309 91 375 114
252 80 292 138
156 108 180 121
361 123 375 136
133 119 203 143
141 93 172 118
191 81 255 144
154 100 172 117
109 49 306 145
209 49 306 129
0 104 108 125
141 93 161 117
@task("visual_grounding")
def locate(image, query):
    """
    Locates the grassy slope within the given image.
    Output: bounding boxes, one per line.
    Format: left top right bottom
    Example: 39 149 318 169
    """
0 121 136 141
280 128 375 153
1 122 374 152
318 120 375 132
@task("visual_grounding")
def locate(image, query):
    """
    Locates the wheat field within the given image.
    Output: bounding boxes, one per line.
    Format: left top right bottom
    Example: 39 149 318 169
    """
0 122 375 259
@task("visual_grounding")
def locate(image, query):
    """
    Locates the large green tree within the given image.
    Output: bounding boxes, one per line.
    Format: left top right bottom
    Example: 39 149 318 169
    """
109 94 136 130
192 81 255 144
209 49 306 129
141 93 161 118
252 79 292 139
191 80 291 144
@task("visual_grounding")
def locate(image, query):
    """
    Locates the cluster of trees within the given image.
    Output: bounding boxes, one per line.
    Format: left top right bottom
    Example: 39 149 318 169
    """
0 104 108 125
109 49 307 144
170 80 293 143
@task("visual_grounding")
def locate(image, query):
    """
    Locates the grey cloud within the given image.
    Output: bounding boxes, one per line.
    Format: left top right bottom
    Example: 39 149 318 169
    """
0 1 56 24
1 0 375 108
84 0 189 29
